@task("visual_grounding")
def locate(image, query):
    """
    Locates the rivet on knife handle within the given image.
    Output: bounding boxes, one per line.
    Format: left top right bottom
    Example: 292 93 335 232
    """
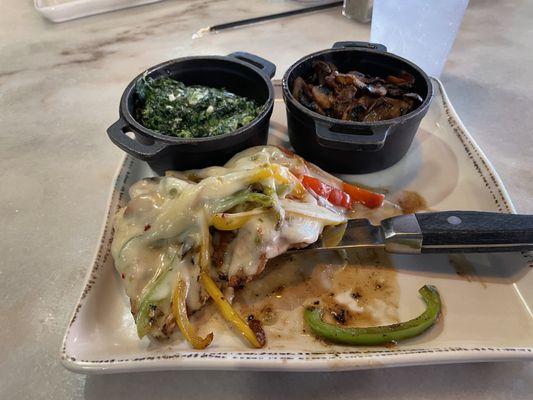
382 214 423 254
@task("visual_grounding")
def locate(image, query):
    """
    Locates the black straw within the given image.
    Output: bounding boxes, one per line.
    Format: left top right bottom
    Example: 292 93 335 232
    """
209 1 343 33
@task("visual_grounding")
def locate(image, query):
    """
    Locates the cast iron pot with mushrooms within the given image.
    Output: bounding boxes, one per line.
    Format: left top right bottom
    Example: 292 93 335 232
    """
282 42 433 173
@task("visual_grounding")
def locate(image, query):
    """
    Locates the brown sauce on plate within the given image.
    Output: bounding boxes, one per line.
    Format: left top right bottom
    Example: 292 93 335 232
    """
393 190 428 214
232 249 400 340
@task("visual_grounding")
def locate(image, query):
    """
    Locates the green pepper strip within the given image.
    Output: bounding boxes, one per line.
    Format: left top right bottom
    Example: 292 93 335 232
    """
135 269 170 338
135 249 178 338
211 190 273 214
304 285 441 346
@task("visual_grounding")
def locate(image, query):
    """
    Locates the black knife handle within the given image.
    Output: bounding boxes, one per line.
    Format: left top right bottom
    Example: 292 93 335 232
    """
416 211 533 253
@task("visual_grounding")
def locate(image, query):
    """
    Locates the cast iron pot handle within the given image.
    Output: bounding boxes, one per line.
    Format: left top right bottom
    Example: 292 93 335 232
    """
228 51 277 79
107 119 168 161
332 41 387 52
315 121 392 151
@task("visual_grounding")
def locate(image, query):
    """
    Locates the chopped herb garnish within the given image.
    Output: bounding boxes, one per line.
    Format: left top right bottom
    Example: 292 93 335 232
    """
136 76 263 138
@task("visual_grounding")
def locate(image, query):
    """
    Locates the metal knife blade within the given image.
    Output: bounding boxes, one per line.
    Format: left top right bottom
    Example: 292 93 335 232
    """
303 218 386 252
301 214 423 254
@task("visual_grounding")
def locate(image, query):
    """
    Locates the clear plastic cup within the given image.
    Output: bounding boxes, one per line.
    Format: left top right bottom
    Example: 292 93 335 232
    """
370 0 469 77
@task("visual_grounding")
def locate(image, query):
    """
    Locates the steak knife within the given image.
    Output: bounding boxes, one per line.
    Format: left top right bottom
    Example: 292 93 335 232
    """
303 211 533 254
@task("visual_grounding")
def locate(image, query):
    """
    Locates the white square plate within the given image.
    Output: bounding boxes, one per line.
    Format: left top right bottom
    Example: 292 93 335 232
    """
61 79 533 373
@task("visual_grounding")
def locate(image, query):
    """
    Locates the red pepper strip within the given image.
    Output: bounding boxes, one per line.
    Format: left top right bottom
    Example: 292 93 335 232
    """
341 182 384 209
301 175 384 209
301 175 351 209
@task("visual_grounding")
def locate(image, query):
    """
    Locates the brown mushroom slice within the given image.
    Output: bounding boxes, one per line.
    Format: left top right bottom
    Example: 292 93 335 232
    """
311 85 333 109
336 85 357 103
363 97 413 122
403 92 424 103
300 92 326 115
383 83 406 97
334 72 355 85
331 86 357 119
292 77 307 100
326 61 338 73
334 72 367 90
386 71 415 87
334 100 351 121
367 83 387 97
324 74 342 92
332 101 349 119
357 95 378 109
341 104 361 121
313 60 337 85
301 81 315 99
342 95 378 121
347 70 368 81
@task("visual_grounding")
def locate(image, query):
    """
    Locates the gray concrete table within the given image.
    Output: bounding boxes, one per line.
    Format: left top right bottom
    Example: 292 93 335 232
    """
0 0 531 399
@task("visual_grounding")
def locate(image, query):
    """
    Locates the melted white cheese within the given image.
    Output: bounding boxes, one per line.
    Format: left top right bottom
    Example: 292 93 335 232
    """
111 145 348 337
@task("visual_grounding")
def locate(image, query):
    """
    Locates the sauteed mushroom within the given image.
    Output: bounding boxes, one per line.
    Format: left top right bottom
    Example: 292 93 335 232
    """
292 62 422 122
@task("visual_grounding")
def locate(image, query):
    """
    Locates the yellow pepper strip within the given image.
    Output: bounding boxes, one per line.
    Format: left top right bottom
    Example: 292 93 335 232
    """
249 167 274 182
270 164 290 185
289 176 306 199
199 213 211 272
212 208 267 231
252 164 290 185
271 164 306 198
172 280 213 349
200 272 263 348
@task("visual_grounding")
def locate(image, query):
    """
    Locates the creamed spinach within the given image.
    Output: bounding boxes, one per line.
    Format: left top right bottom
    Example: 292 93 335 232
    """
136 77 262 138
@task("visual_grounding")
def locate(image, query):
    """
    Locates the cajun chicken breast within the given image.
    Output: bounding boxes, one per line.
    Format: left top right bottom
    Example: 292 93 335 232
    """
111 146 385 346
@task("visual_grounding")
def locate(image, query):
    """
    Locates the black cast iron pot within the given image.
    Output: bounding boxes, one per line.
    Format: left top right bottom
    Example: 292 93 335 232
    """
107 52 276 175
282 41 433 174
